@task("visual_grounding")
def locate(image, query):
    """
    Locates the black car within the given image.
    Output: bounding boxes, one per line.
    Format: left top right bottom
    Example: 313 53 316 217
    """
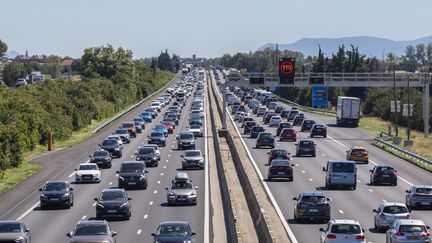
280 110 290 118
292 114 305 126
287 109 300 121
244 121 257 134
274 105 284 114
95 188 131 220
370 165 397 186
152 221 196 243
250 126 265 138
117 161 149 189
231 105 240 115
293 192 331 222
89 150 112 168
256 132 275 149
99 139 123 158
177 132 196 150
39 180 74 209
135 147 159 167
300 119 316 132
295 139 316 157
147 131 166 146
276 122 292 136
310 124 327 137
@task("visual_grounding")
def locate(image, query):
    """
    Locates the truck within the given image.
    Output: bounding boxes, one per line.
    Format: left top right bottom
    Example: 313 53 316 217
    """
336 96 360 127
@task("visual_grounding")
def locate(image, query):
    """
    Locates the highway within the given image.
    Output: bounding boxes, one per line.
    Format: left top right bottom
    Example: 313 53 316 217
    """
0 76 208 243
213 71 432 243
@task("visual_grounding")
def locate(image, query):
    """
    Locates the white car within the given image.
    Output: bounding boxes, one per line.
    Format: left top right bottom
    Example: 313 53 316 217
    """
188 125 204 137
75 163 101 183
319 219 366 243
151 101 162 112
106 135 123 145
234 111 245 121
269 116 282 127
373 202 411 232
386 219 431 243
257 107 267 116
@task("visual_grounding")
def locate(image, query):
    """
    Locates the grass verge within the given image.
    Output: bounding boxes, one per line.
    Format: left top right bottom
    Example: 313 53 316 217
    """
0 161 43 195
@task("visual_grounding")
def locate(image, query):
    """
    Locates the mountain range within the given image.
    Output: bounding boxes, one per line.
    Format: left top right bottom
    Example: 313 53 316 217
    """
258 36 432 58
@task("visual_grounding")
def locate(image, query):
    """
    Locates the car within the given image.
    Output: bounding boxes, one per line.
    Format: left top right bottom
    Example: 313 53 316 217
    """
133 121 143 133
250 126 265 138
256 132 275 148
263 112 276 124
66 220 117 243
310 124 327 137
252 105 260 114
292 114 305 126
151 101 162 112
147 131 166 146
151 221 196 243
288 110 300 121
268 102 277 110
231 105 240 115
15 78 27 87
188 125 204 137
160 121 175 133
244 121 258 134
121 122 137 138
189 117 203 126
177 132 196 150
293 192 331 223
275 105 284 114
141 144 161 160
257 107 267 116
166 114 180 125
154 124 169 137
117 161 149 189
75 163 101 183
234 111 245 121
143 108 157 118
405 185 432 209
89 150 112 168
280 128 297 141
135 147 159 167
146 107 158 117
106 134 123 146
370 165 397 186
269 116 282 127
276 122 292 136
373 202 411 232
295 139 316 157
386 219 431 243
346 146 369 164
133 117 146 129
99 139 123 158
141 112 153 122
181 150 205 170
39 180 74 209
300 119 316 132
113 128 131 143
267 148 290 164
280 109 290 118
323 160 357 190
95 188 132 220
166 172 199 205
240 117 254 127
319 219 366 243
266 159 294 181
0 220 31 243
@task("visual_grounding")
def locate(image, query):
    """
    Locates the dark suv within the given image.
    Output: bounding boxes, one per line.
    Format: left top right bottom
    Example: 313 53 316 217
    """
67 220 117 243
250 126 265 139
89 150 112 168
300 119 316 132
117 161 149 189
147 131 166 146
370 165 397 186
177 132 196 150
293 192 331 222
135 147 159 167
276 122 292 136
256 132 275 149
267 149 290 164
95 189 131 220
99 139 123 158
39 180 74 209
295 140 316 157
310 124 327 137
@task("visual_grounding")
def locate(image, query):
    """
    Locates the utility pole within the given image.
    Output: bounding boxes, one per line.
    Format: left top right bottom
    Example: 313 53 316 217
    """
393 64 399 137
407 75 411 141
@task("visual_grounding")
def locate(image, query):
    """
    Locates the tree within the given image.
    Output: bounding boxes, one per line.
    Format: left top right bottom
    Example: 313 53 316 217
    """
2 62 26 86
157 49 172 71
0 39 7 59
400 45 418 72
312 45 325 72
415 44 427 66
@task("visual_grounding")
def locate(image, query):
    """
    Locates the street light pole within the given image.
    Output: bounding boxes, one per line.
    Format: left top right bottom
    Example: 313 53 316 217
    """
407 75 411 141
393 64 399 137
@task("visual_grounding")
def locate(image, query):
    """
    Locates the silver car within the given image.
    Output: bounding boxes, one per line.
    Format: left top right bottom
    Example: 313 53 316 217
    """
0 221 30 243
406 185 432 209
373 202 411 232
386 219 431 243
166 172 198 205
181 150 205 170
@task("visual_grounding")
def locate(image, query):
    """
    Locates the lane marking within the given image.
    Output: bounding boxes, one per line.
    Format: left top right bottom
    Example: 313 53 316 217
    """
82 215 87 220
68 171 76 178
160 173 164 176
109 182 113 185
327 136 348 148
338 209 344 214
144 214 148 219
382 199 387 203
92 202 97 207
16 201 39 221
157 180 161 184
357 180 361 183
163 166 167 169
149 201 153 206
301 170 306 174
154 190 158 194
137 229 142 235
309 178 313 182
368 189 374 192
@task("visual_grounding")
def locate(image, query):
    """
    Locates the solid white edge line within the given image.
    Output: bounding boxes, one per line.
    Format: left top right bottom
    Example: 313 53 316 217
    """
214 77 299 243
204 74 210 243
16 201 39 221
68 171 76 178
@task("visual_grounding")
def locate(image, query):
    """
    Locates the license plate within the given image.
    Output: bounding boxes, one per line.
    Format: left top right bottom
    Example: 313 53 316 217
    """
178 198 186 201
421 202 430 205
408 236 419 240
128 182 136 185
50 198 59 201
107 210 117 213
309 209 319 212
382 175 390 177
277 172 285 175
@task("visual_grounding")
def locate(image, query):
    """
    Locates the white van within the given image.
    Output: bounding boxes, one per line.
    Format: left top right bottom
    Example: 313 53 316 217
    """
323 160 357 190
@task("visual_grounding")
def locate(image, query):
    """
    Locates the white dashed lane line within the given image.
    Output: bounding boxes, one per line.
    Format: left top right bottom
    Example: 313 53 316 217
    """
163 166 167 169
153 190 157 194
137 229 142 235
144 214 148 219
109 182 113 185
160 173 164 176
301 170 306 174
82 215 87 220
368 189 374 192
68 172 76 178
157 181 161 184
92 202 96 207
308 178 313 182
338 209 344 214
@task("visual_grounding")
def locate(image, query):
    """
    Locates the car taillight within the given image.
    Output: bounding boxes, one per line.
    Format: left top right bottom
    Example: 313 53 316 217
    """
396 231 404 236
356 234 365 240
327 234 336 239
421 231 430 237
392 171 397 176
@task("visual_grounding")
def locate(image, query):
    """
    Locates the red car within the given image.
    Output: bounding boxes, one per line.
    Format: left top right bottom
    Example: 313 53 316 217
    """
264 113 276 124
160 121 174 134
280 128 297 141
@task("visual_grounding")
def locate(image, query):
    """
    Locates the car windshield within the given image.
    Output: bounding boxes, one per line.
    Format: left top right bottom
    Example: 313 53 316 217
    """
260 133 272 138
383 206 408 214
44 182 66 191
377 167 394 174
400 225 427 233
151 132 163 137
271 160 290 166
185 151 201 157
139 148 155 154
416 188 432 194
352 149 366 153
304 120 314 124
79 165 97 170
134 118 143 122
301 195 326 203
102 140 117 146
142 112 151 116
332 163 354 173
252 127 263 132
300 141 314 146
331 224 361 234
115 129 128 134
190 125 201 129
280 123 291 128
100 191 125 201
74 225 108 236
272 150 287 157
314 125 324 129
180 133 194 139
94 151 108 156
120 163 144 172
171 182 193 190
157 224 190 236
0 223 22 233
155 125 165 129
122 123 133 128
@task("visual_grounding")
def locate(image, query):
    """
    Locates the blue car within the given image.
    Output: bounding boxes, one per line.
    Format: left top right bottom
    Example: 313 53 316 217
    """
152 221 196 243
141 112 153 122
154 124 168 137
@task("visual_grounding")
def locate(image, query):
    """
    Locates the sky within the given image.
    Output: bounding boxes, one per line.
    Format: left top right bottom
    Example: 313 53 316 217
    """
1 0 431 59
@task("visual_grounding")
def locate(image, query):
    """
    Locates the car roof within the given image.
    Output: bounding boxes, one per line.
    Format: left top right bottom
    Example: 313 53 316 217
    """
0 220 24 224
328 160 356 164
300 191 325 197
46 180 67 184
77 220 108 225
159 221 189 226
380 202 407 207
350 146 366 150
79 163 98 167
395 219 426 225
185 150 201 153
121 160 144 164
412 185 432 189
330 219 360 225
102 188 125 193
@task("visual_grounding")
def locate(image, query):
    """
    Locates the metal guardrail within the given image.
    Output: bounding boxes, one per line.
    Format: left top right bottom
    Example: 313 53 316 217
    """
374 138 432 168
91 75 177 133
276 96 337 116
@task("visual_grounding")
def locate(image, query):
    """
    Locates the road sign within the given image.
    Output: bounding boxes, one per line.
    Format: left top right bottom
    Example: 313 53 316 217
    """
402 104 414 117
279 58 295 84
312 86 328 107
390 100 401 113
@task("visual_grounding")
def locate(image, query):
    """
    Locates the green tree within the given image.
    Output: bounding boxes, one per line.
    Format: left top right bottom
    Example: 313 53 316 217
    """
2 62 26 86
400 45 418 72
312 45 325 72
0 39 7 58
157 49 172 71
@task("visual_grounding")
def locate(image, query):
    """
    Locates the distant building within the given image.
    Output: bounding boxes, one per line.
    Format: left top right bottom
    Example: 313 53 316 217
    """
181 55 207 66
13 51 44 64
